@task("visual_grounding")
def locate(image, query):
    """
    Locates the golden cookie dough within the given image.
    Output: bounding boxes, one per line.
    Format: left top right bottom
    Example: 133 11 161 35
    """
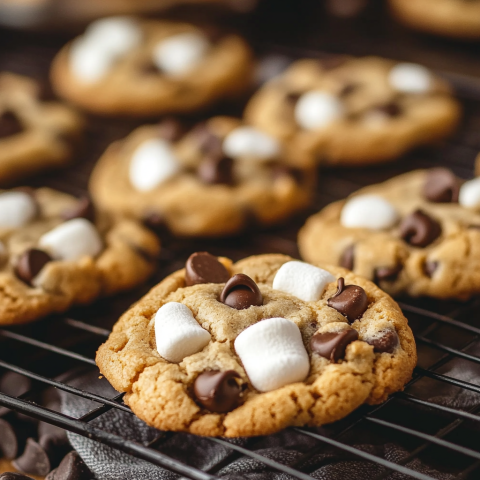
96 253 416 437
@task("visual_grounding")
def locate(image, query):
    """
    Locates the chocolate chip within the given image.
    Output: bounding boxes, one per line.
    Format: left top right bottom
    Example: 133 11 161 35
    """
0 111 23 139
38 422 68 447
157 118 184 143
339 245 355 271
220 273 263 310
0 418 18 459
39 434 71 470
327 277 369 322
193 370 241 413
399 209 441 247
185 252 230 286
0 474 35 480
373 101 402 117
423 168 460 203
139 61 159 75
0 372 32 409
192 123 223 157
339 83 358 97
15 249 52 286
424 260 438 278
62 197 95 222
375 265 402 283
310 328 359 362
366 329 399 353
285 92 301 104
142 211 169 236
45 451 92 480
13 438 51 476
197 156 234 185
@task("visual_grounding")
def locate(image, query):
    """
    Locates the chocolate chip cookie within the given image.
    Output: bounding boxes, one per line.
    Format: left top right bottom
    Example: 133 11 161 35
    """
50 17 253 116
0 73 83 184
0 187 160 325
89 117 315 237
244 56 461 167
96 253 416 437
299 168 480 299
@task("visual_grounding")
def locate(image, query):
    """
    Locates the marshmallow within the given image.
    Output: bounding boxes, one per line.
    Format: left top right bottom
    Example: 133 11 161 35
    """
388 63 432 94
273 261 335 302
294 91 344 130
234 317 309 392
129 139 181 192
223 127 281 160
69 38 116 83
459 177 480 208
39 218 102 261
0 192 37 229
153 32 210 76
155 302 211 363
341 194 399 230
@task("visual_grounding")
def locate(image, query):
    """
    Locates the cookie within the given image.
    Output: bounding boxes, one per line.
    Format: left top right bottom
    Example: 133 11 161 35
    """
298 168 480 299
50 17 253 116
0 73 83 184
0 187 160 325
390 0 480 40
244 56 461 167
89 116 315 237
96 252 416 437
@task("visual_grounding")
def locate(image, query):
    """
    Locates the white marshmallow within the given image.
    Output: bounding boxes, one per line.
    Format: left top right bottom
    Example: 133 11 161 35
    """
222 127 281 160
39 218 102 261
388 63 432 94
234 317 309 392
273 261 335 302
152 32 210 76
0 192 37 229
155 302 211 363
69 38 116 83
294 91 344 130
341 194 399 230
459 177 480 209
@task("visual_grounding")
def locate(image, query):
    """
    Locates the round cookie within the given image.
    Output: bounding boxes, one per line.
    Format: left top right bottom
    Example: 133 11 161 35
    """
96 253 416 437
0 187 160 325
50 17 253 116
390 0 480 40
299 168 480 299
244 56 461 167
0 72 83 184
89 116 315 237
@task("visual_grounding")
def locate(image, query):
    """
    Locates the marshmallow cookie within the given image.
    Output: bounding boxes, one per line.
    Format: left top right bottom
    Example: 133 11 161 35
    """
89 117 314 237
0 73 83 184
299 168 480 299
96 252 416 437
390 0 480 40
244 57 461 167
0 188 160 325
50 17 253 116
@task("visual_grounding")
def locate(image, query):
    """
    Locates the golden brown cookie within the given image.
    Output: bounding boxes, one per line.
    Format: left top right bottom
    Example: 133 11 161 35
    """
0 187 160 325
245 56 461 167
96 253 416 437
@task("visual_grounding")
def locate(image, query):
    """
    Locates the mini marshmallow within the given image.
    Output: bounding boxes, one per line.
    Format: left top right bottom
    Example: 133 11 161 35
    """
273 261 335 302
341 194 399 230
152 32 210 76
129 138 181 192
459 177 480 208
0 192 37 229
388 63 432 94
294 91 344 130
155 302 211 363
38 218 102 261
69 38 116 83
223 126 281 160
234 317 309 392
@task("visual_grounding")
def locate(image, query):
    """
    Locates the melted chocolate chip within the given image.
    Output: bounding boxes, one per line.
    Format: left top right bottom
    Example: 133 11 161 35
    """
285 92 301 104
399 210 442 247
185 252 230 286
157 118 184 142
220 273 263 310
45 451 92 480
62 196 95 222
327 277 369 322
373 101 402 118
13 438 51 476
423 168 460 203
143 211 169 235
139 61 159 75
310 328 359 362
0 418 18 459
0 111 23 139
193 123 224 157
15 249 52 286
374 265 402 283
339 83 358 98
339 245 355 271
423 260 438 278
193 370 241 413
198 156 234 185
366 329 399 353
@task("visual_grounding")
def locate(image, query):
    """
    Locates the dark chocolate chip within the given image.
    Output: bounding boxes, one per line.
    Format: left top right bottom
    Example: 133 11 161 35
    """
193 370 241 413
197 156 234 185
45 451 92 480
339 83 358 97
62 197 95 222
0 111 23 139
185 252 230 286
13 438 51 476
285 92 301 104
366 329 399 353
39 434 71 469
327 277 369 322
0 418 18 459
142 211 169 236
399 209 442 247
373 101 402 118
374 264 402 283
0 474 35 480
157 118 184 142
15 249 52 286
192 123 223 157
38 422 68 447
423 168 460 203
310 328 359 362
220 273 263 310
424 260 438 278
339 245 355 271
139 61 159 75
